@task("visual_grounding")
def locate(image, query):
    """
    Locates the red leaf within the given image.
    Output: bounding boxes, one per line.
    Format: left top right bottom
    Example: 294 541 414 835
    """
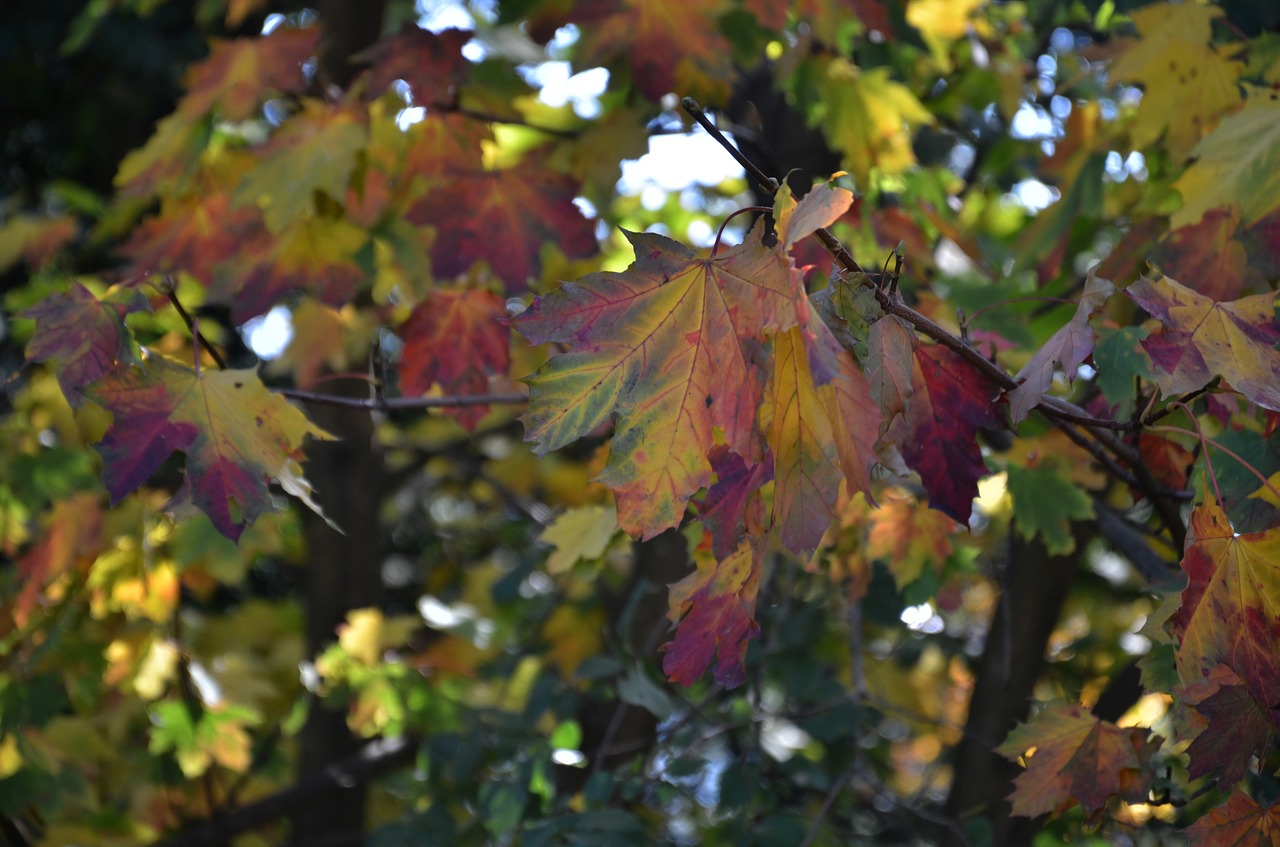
663 533 762 688
14 493 102 628
407 162 597 289
902 344 1004 524
1154 206 1263 301
22 282 148 405
1137 432 1194 490
357 25 470 106
1181 665 1275 787
1182 790 1280 846
120 193 257 284
698 447 771 560
398 289 511 430
180 27 320 121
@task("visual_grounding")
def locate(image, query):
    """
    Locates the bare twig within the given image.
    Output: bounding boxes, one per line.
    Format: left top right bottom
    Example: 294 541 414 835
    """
277 387 527 411
162 280 227 371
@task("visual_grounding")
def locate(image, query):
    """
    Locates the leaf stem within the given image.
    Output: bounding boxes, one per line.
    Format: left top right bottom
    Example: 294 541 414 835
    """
711 205 771 256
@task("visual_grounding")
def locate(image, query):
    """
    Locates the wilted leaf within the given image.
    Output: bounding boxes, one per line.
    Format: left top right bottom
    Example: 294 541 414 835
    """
85 357 333 541
1007 273 1114 424
998 703 1159 818
663 534 762 688
1127 274 1280 411
398 288 510 429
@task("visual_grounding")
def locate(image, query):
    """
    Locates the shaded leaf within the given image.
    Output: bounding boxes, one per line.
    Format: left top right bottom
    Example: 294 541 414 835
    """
22 282 147 406
902 344 1004 524
180 27 320 121
663 534 761 688
1127 274 1280 412
357 25 470 105
14 493 103 628
0 215 77 272
997 703 1159 819
1182 790 1280 846
1169 499 1280 710
1006 464 1095 555
398 289 510 430
1181 665 1274 787
1154 206 1264 301
84 357 332 541
698 447 770 560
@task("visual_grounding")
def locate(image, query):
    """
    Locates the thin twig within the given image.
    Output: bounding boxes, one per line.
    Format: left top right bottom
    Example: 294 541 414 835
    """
163 283 228 371
277 388 526 411
799 763 857 847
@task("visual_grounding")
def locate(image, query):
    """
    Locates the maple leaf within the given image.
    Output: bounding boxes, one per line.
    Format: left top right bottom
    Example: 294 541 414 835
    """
1126 274 1280 412
1180 664 1275 787
513 184 851 540
539 503 617 574
1168 499 1280 710
698 447 771 560
84 356 333 542
357 25 470 105
866 314 916 441
209 216 368 322
1183 790 1280 846
406 160 597 289
0 214 76 272
120 193 257 284
270 300 376 389
901 344 1004 524
23 282 148 406
1154 207 1265 301
1137 433 1194 491
179 27 319 121
545 0 733 104
233 100 368 233
398 289 511 430
663 533 762 688
1007 464 1095 555
997 703 1160 819
14 493 103 628
114 111 211 197
863 487 956 588
1107 2 1242 159
811 57 934 181
1007 273 1114 424
1172 95 1280 229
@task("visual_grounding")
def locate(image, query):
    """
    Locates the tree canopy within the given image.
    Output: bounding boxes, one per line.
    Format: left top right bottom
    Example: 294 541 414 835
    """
2 0 1280 845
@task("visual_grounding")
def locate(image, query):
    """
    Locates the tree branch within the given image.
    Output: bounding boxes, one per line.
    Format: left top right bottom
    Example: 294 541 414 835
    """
277 387 527 411
149 736 417 847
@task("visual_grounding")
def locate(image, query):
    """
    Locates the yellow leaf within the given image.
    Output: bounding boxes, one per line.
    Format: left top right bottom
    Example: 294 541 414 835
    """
134 638 180 700
338 608 419 665
0 734 22 779
540 504 618 574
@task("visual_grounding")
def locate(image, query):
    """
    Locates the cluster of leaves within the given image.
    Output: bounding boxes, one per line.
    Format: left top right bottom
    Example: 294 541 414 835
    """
3 0 1280 844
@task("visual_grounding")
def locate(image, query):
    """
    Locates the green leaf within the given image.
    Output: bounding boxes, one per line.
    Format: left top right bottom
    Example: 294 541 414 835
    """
1006 465 1095 555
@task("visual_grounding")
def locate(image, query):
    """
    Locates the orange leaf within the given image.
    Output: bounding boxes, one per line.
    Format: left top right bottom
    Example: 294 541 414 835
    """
1182 790 1280 846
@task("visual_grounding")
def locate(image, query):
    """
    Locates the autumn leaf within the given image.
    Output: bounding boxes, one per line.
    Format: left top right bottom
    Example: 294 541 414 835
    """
1154 207 1265 301
1172 95 1280 229
209 216 368 322
997 703 1160 819
233 100 368 233
270 300 376 389
698 447 771 560
406 160 597 289
1182 790 1280 846
84 356 333 542
513 184 851 540
663 533 761 688
0 214 76 272
1007 273 1114 425
179 27 320 121
866 314 916 441
120 193 258 284
23 282 148 406
542 0 733 104
1126 274 1280 412
539 503 618 574
863 487 956 588
902 344 1004 524
398 289 511 430
1137 433 1194 491
1107 2 1242 159
1180 664 1275 787
1168 499 1280 710
14 493 103 628
356 25 470 105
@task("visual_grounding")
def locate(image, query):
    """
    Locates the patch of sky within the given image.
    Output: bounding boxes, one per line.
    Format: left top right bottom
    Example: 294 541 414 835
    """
618 128 745 195
518 61 610 119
